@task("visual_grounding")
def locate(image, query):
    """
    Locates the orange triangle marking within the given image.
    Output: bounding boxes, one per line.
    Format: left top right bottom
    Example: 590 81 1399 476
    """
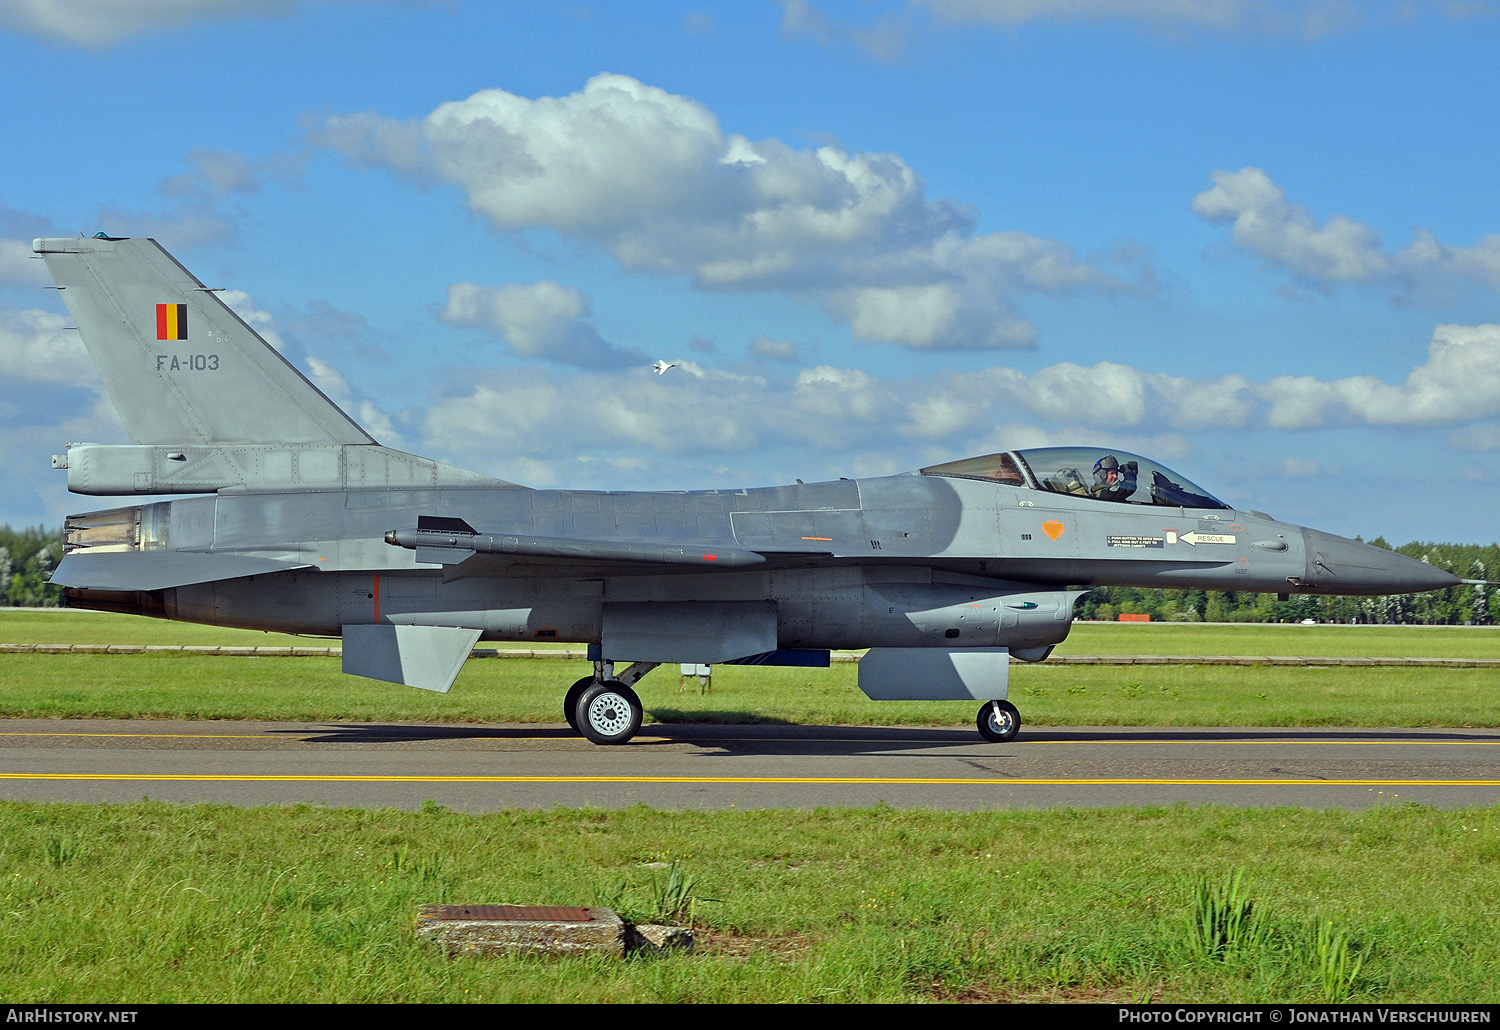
1042 520 1065 541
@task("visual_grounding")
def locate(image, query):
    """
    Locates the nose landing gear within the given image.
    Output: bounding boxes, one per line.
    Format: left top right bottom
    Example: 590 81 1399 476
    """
977 699 1021 743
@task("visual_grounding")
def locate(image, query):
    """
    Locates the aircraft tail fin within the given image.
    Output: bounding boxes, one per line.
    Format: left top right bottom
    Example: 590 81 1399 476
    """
34 236 374 447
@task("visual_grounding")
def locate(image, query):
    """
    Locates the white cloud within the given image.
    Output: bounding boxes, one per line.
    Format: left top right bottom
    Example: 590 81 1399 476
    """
0 0 433 47
748 337 801 363
1015 361 1151 424
913 0 1365 36
783 0 1497 56
1280 457 1335 477
425 375 761 463
212 294 401 444
305 355 351 404
779 0 912 58
161 148 308 200
219 290 288 353
439 281 649 370
1193 167 1500 295
1192 167 1391 283
414 321 1500 487
842 284 971 349
1452 424 1500 451
0 241 50 288
0 0 296 46
1402 227 1500 292
1259 323 1500 427
905 394 988 439
314 73 1148 351
355 400 403 448
0 309 92 385
92 203 231 251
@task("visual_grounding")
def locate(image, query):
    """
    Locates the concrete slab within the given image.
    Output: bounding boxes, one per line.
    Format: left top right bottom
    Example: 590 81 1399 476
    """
416 904 626 957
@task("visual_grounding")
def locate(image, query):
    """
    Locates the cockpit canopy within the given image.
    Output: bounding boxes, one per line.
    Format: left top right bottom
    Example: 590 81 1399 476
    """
920 447 1230 510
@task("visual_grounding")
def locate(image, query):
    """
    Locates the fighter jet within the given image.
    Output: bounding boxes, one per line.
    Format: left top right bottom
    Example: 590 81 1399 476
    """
35 236 1461 744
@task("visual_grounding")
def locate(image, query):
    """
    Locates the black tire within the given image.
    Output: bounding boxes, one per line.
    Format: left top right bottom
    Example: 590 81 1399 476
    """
563 676 594 734
977 699 1021 743
575 680 643 745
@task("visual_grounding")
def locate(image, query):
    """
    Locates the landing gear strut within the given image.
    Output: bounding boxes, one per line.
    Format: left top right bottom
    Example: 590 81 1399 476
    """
977 699 1021 743
566 659 659 745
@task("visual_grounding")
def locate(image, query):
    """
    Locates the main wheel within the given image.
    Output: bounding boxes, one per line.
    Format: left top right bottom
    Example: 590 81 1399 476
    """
977 699 1021 743
575 680 643 745
563 676 593 734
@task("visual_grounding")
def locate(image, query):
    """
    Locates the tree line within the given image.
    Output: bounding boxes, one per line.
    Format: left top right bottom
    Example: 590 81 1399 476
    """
0 525 63 607
2 525 1496 624
1077 540 1499 625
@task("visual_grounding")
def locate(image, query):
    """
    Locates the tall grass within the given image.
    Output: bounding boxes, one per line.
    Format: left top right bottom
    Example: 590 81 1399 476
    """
1314 920 1366 1003
1183 868 1270 959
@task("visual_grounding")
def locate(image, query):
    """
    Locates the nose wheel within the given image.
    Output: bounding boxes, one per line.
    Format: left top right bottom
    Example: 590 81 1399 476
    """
977 699 1020 743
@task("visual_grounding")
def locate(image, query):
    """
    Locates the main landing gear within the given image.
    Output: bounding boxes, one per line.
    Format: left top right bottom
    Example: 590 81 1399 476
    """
563 659 660 745
976 699 1021 743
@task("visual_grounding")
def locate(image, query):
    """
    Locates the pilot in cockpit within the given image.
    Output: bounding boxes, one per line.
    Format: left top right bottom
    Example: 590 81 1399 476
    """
1091 454 1138 502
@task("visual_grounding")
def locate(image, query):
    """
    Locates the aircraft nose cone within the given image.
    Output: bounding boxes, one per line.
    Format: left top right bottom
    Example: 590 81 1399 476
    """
1301 529 1461 595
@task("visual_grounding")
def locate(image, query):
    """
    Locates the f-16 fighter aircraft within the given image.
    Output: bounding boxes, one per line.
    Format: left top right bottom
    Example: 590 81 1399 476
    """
35 236 1461 744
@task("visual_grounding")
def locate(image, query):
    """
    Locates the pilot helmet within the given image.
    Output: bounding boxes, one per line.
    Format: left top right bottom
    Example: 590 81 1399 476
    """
1093 454 1120 477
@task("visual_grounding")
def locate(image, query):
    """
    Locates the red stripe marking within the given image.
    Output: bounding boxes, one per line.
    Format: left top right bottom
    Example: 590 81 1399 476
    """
156 304 169 340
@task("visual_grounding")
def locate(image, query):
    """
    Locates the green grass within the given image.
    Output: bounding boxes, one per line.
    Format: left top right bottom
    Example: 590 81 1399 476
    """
1059 621 1500 660
3 614 1499 1002
1 653 1498 727
6 609 1499 657
1 611 1497 726
2 800 1498 1003
0 609 316 647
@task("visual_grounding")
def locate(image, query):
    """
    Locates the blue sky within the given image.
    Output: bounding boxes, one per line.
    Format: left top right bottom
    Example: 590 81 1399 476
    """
2 0 1498 543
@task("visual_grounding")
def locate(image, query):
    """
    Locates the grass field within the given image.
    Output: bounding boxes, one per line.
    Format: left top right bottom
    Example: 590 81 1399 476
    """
3 610 1499 1003
1 610 1497 727
2 801 1499 1003
5 608 1500 656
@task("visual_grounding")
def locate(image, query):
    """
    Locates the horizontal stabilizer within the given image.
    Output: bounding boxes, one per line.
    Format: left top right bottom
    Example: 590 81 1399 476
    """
386 523 767 568
50 550 311 591
341 624 482 693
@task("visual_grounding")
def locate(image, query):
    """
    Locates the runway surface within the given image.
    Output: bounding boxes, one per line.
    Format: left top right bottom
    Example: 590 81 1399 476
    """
1 718 1499 811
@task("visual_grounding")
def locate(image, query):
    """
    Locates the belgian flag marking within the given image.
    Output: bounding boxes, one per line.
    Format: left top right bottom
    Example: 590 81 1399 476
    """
155 303 187 340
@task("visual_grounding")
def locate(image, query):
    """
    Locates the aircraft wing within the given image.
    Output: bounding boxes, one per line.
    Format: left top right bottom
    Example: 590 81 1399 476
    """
50 551 314 591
